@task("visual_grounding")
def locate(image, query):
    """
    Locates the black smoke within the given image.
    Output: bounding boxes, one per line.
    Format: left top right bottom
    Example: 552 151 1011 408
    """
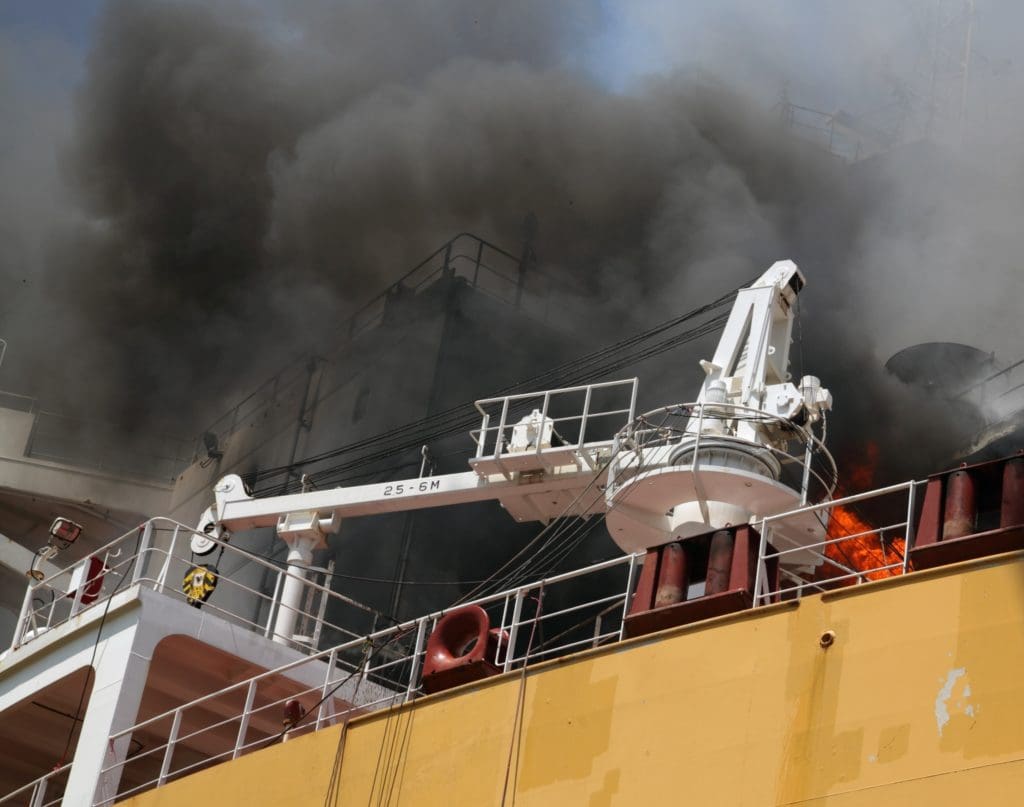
3 0 1023 482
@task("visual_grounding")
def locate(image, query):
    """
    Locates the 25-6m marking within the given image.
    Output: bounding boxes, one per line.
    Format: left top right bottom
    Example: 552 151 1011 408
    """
383 480 442 496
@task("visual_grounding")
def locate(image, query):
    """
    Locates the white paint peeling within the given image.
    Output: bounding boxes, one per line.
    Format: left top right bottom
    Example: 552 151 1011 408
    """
935 667 966 736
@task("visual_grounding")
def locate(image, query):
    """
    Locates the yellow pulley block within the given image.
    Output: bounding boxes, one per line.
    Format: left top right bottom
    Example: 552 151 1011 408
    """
183 564 218 608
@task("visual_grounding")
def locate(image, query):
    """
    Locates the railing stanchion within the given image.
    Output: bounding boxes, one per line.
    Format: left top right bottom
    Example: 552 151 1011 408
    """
158 710 182 786
317 648 339 730
265 571 284 638
504 589 526 673
311 567 331 648
903 481 917 573
233 680 258 759
11 582 33 649
496 595 510 664
29 775 46 807
131 521 154 585
800 436 814 505
578 385 592 449
618 553 639 640
537 392 551 460
404 618 428 702
493 398 510 461
476 414 490 458
156 526 180 593
68 557 88 618
753 519 769 607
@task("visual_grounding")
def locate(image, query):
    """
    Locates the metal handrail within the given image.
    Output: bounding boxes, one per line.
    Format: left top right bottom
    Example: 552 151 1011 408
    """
96 551 640 803
0 761 71 806
9 518 384 655
1 473 940 805
608 400 839 505
472 379 638 464
752 480 922 603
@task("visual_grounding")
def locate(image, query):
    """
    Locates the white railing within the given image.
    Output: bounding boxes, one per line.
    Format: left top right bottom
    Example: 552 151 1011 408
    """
3 479 930 805
606 400 839 507
8 519 386 657
0 762 71 806
96 551 642 805
471 378 639 473
752 480 922 604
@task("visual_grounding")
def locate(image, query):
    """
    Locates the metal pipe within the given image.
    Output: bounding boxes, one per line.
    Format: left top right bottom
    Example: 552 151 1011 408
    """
654 543 687 607
537 392 551 458
233 680 258 759
494 398 510 461
264 571 284 638
272 539 315 645
504 589 526 673
943 469 977 539
155 526 180 593
800 438 813 505
752 520 769 606
1001 457 1024 528
404 618 428 701
158 710 182 786
903 481 917 572
476 414 489 458
579 386 592 449
10 583 33 649
618 554 639 640
131 522 154 585
705 530 735 596
317 648 339 730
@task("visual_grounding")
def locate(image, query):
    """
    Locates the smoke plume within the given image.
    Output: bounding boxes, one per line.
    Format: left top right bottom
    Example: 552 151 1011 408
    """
2 0 1023 482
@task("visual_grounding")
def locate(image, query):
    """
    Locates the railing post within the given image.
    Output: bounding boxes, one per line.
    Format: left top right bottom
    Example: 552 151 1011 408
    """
476 414 490 459
752 520 769 607
264 571 284 638
404 619 428 702
29 773 47 807
155 526 180 593
627 378 639 423
537 392 551 459
903 481 917 573
692 404 705 471
493 398 510 460
158 710 182 786
578 385 592 449
310 569 331 649
131 521 154 585
68 558 89 618
618 553 639 641
11 582 33 649
317 648 339 730
800 436 814 505
503 589 526 673
233 680 258 759
496 595 510 664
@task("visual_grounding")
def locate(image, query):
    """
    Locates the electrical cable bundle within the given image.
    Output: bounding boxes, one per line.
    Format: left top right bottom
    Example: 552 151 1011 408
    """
250 279 750 496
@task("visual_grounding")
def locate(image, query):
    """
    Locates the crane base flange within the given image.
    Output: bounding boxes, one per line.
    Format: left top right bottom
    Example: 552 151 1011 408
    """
605 465 827 566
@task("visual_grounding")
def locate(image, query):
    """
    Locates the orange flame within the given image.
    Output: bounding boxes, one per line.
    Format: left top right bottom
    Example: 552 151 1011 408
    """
818 440 909 582
823 506 906 581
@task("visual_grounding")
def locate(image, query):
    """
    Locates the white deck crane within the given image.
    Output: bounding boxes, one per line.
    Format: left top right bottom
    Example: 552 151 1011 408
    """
197 260 834 644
